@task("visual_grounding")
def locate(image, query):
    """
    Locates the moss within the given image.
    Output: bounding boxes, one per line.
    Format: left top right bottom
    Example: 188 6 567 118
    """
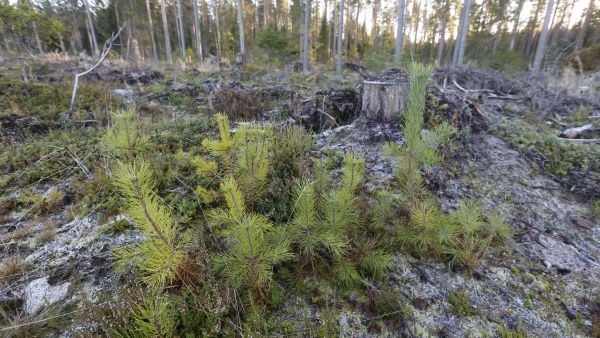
449 290 478 317
494 119 600 197
0 77 121 122
591 199 600 221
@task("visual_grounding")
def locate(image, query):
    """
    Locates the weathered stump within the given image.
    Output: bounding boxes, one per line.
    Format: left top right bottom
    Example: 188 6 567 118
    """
291 89 360 131
361 80 409 123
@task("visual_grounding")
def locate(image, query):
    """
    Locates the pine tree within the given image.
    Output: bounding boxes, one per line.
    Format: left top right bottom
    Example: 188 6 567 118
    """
385 63 455 204
102 110 149 159
209 177 292 292
112 161 191 289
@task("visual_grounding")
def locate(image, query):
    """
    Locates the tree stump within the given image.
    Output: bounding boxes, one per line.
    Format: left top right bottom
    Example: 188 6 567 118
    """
361 80 410 123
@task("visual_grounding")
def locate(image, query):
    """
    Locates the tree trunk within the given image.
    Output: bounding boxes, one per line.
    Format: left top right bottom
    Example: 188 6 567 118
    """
82 0 99 56
436 0 449 64
574 0 594 52
237 0 246 55
394 0 405 64
175 0 186 60
193 0 203 61
455 0 471 66
336 0 345 74
264 0 270 27
146 0 159 60
303 0 311 72
215 0 222 61
32 21 43 54
524 0 543 57
509 0 525 51
160 0 172 63
371 0 380 50
411 0 420 56
549 0 568 45
361 80 410 122
532 0 554 74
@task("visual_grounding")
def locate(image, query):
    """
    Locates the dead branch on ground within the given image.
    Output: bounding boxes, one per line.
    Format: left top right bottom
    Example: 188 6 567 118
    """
65 25 125 123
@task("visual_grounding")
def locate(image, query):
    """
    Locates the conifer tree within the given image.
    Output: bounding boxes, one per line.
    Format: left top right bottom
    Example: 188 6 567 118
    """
112 162 191 289
209 177 292 292
385 63 455 204
101 110 149 159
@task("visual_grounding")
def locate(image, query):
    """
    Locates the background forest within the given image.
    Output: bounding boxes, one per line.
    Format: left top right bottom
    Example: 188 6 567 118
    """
0 0 599 73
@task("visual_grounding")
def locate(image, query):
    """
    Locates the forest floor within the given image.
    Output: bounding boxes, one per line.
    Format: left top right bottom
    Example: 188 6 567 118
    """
1 54 600 337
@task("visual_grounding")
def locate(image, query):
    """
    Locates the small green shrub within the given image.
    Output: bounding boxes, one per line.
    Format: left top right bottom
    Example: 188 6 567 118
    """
209 177 292 293
498 321 528 338
112 162 191 289
566 43 600 72
449 290 478 317
591 199 600 221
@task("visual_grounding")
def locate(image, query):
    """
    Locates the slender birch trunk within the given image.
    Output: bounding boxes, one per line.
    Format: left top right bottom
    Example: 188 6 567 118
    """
193 0 203 61
145 0 159 60
532 0 555 74
394 0 405 64
336 0 345 74
237 0 246 55
160 0 172 63
574 0 594 52
303 0 311 72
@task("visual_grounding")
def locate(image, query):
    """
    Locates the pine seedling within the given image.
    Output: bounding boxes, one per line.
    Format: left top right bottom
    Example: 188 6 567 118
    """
128 293 178 338
210 177 292 292
112 161 190 289
234 125 273 200
288 181 346 265
201 113 234 156
332 259 362 288
102 110 149 159
385 63 446 203
341 151 365 193
312 158 331 204
355 241 394 279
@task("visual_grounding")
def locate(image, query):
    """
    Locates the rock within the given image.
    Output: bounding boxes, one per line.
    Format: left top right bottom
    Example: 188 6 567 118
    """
112 88 136 105
24 277 70 314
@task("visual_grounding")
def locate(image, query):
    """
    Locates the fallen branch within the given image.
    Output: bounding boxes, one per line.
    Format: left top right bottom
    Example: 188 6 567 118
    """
559 123 595 139
557 137 600 144
65 25 125 122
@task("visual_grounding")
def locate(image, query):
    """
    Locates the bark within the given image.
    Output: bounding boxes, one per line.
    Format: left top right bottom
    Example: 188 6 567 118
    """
524 0 543 57
160 0 172 63
361 80 410 122
453 0 471 67
193 0 203 61
532 0 554 74
145 0 159 60
549 0 568 45
371 0 380 46
215 0 222 61
264 0 270 27
32 21 43 54
574 0 594 52
336 0 345 74
394 0 405 64
411 0 420 56
237 0 246 55
82 0 99 56
437 0 449 65
175 0 186 60
509 0 525 51
303 0 311 72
